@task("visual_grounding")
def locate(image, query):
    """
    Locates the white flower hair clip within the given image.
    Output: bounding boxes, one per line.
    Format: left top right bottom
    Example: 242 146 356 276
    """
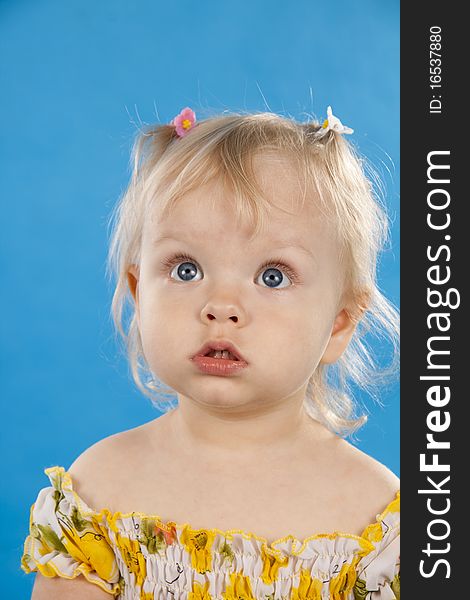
316 106 354 138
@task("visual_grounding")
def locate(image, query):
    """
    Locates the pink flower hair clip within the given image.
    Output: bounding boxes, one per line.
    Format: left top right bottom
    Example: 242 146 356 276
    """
170 107 196 137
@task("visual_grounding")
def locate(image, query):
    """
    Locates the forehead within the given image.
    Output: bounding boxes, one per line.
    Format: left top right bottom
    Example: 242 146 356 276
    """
147 153 330 243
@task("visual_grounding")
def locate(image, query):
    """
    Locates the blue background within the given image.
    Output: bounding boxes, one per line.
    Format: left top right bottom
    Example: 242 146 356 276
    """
0 0 399 594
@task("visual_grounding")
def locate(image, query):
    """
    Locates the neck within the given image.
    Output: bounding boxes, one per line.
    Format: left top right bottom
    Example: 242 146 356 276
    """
168 389 331 462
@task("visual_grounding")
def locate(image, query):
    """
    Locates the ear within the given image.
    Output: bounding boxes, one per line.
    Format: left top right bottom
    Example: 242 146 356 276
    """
320 291 370 365
127 264 141 325
320 308 357 365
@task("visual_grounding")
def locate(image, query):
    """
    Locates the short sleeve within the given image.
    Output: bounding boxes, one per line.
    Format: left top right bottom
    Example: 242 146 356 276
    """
355 491 400 599
20 466 121 596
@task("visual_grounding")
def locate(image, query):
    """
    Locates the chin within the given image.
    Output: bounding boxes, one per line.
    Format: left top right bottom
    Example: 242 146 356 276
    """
181 384 256 411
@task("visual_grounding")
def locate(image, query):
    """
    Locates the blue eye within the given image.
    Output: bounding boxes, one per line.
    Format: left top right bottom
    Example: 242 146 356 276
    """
171 260 202 282
256 265 292 289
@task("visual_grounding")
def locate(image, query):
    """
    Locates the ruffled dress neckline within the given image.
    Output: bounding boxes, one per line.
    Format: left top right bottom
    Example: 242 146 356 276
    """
50 465 399 560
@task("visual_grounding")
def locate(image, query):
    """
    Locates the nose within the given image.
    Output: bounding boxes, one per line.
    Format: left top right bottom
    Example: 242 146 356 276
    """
200 301 243 324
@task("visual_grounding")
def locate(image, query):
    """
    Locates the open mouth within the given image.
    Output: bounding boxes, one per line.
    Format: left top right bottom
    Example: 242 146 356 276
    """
192 344 248 375
204 350 239 361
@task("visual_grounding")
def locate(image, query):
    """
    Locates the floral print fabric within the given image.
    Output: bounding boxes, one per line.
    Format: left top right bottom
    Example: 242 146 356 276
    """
21 466 400 599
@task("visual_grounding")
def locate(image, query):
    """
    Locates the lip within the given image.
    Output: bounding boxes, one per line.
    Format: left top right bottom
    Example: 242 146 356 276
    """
191 339 249 376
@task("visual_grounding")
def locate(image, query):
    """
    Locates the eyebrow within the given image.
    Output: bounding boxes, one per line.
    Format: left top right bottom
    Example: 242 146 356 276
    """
152 234 315 259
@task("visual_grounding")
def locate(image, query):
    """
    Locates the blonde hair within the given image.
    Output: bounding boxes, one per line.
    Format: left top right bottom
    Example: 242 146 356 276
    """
106 109 399 437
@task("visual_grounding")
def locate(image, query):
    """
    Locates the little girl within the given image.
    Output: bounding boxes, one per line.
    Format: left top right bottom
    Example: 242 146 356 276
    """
21 106 400 599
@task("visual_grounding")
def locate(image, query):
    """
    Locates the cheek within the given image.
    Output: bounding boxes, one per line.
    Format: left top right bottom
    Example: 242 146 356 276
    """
298 314 334 370
253 296 335 369
138 286 190 368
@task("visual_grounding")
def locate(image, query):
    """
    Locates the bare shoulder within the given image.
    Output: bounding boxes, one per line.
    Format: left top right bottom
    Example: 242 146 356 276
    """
67 419 158 510
332 438 400 527
32 572 112 600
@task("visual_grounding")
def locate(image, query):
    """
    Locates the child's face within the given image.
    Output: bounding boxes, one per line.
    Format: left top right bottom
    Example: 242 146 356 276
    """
128 154 357 412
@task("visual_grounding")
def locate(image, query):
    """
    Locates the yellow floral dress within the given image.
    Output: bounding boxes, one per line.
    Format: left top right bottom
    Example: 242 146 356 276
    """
21 466 400 600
